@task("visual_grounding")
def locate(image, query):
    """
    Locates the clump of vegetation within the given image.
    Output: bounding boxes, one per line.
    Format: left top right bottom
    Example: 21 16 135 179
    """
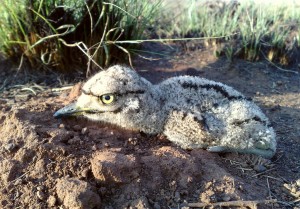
0 0 160 72
157 0 300 66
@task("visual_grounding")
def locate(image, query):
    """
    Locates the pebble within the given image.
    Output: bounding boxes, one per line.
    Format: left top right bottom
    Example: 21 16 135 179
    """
92 145 97 151
15 94 30 102
180 190 188 196
276 81 283 86
47 195 56 207
222 195 231 201
81 168 90 178
291 187 297 194
128 138 138 146
99 187 107 196
73 125 82 131
13 179 22 186
295 179 300 187
59 124 65 129
253 164 267 173
153 202 161 209
104 142 110 147
68 136 81 145
274 203 280 207
36 191 46 200
81 127 88 135
210 195 218 203
37 186 43 191
126 194 131 200
174 191 181 202
4 143 16 152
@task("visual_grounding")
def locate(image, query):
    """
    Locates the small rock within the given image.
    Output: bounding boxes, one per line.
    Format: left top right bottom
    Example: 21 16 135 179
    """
15 94 30 102
56 131 74 142
254 164 267 173
291 187 297 194
99 187 107 196
37 186 44 191
274 203 280 207
153 202 161 209
210 195 217 203
81 127 88 135
59 124 65 129
23 195 31 204
104 142 110 148
180 190 188 196
270 105 281 112
81 168 90 178
128 138 138 146
296 179 300 187
92 145 97 151
73 125 82 132
91 151 139 184
174 191 181 202
4 143 16 152
68 136 81 145
222 195 231 201
13 179 22 186
7 100 15 105
124 141 128 147
126 194 131 200
37 190 46 200
47 195 56 207
56 177 101 209
0 159 21 182
130 196 150 209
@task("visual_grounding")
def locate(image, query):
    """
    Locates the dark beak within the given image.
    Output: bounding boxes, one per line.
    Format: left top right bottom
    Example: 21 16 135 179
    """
54 103 86 119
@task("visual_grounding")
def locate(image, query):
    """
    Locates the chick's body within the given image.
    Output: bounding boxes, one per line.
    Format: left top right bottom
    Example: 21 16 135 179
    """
54 65 276 158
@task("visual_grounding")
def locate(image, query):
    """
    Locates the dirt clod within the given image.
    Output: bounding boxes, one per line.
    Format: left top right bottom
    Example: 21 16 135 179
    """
0 159 21 183
129 196 150 209
56 177 101 209
47 195 57 207
91 151 139 185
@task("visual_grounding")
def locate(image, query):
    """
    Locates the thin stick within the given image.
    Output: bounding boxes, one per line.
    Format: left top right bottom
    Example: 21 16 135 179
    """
262 175 284 182
251 168 275 177
58 39 103 71
266 177 274 209
261 51 299 74
106 33 239 44
188 199 277 208
51 86 73 92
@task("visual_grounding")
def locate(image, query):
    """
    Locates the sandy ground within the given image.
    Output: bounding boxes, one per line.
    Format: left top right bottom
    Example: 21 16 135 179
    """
0 42 300 209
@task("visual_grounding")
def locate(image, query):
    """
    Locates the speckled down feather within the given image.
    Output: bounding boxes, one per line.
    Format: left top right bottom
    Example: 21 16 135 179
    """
54 65 276 158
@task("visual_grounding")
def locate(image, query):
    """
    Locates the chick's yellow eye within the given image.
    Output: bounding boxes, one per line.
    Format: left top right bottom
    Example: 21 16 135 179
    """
100 94 115 104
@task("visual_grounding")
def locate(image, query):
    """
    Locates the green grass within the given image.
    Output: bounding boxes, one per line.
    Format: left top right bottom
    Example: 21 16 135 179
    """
0 0 161 72
156 0 300 65
0 0 299 72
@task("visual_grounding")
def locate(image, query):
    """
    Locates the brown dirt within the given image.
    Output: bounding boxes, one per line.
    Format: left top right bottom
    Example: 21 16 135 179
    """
0 43 300 209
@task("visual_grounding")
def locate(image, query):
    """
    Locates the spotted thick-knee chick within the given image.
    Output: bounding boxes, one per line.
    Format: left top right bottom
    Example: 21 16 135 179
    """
54 65 276 158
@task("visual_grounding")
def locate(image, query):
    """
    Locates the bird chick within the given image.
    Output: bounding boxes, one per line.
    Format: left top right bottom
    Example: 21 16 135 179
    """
54 65 276 158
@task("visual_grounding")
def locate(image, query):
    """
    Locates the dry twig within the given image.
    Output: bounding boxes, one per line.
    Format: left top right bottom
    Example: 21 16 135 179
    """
188 199 277 209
